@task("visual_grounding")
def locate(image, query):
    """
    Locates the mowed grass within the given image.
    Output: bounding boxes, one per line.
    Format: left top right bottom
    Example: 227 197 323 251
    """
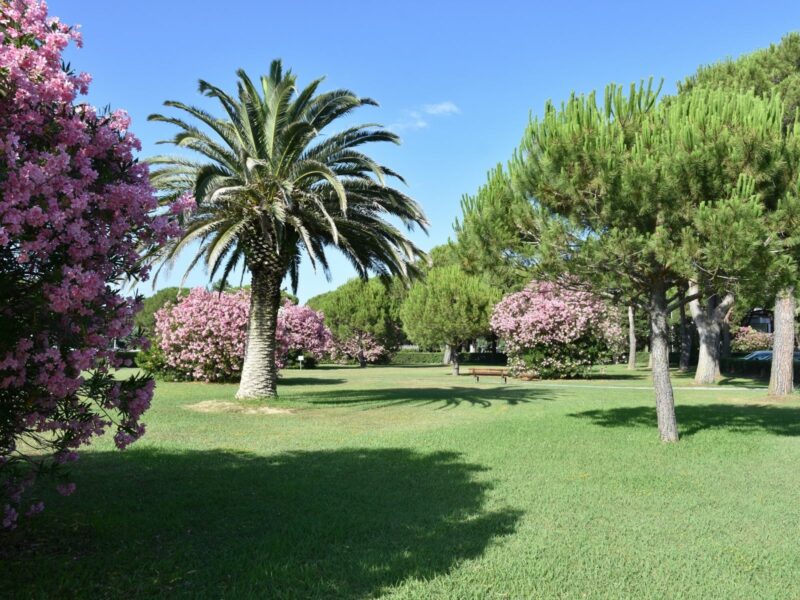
3 365 800 599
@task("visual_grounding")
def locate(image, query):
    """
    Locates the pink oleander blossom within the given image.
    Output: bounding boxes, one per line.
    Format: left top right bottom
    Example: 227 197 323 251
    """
154 290 333 382
731 326 772 354
491 281 623 378
155 288 250 382
275 301 333 369
0 1 179 529
329 333 387 365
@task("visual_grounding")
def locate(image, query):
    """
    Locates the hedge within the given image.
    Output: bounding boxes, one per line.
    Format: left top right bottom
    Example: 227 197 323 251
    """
389 351 508 366
462 352 509 365
390 351 442 365
720 357 800 380
633 351 698 367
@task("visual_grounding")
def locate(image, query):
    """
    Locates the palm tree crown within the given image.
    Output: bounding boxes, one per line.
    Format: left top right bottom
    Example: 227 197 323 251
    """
149 59 428 289
148 59 428 398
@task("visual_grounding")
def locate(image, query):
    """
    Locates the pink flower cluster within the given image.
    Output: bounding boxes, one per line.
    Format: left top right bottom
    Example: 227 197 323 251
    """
155 289 333 381
329 333 387 365
155 288 250 382
0 1 178 529
276 301 333 368
491 281 623 378
731 326 772 353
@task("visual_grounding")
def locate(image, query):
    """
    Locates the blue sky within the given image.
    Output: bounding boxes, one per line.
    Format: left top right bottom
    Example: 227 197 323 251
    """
52 0 800 302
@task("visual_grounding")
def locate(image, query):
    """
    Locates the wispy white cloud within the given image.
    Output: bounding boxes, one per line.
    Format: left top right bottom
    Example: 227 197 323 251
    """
423 101 460 116
388 101 460 132
389 110 428 131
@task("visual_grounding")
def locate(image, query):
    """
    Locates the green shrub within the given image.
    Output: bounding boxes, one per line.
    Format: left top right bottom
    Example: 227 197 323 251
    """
283 350 319 370
135 344 183 381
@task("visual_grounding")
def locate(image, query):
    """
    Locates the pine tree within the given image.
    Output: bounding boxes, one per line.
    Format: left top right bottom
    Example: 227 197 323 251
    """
400 266 498 375
307 277 407 364
681 33 800 395
512 82 789 441
453 166 536 291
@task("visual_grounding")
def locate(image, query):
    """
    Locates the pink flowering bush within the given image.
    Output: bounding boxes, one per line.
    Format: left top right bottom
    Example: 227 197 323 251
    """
154 288 250 382
276 302 333 369
153 291 332 381
330 333 388 367
731 326 772 353
491 281 623 378
0 1 178 529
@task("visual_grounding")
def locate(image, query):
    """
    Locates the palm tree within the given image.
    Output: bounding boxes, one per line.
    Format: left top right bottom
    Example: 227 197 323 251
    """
148 60 428 398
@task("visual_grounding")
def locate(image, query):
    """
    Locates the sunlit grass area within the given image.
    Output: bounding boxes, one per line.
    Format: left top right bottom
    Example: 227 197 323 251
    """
3 365 800 599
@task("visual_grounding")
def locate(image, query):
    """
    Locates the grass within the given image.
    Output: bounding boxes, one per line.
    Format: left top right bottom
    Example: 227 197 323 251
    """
3 364 800 599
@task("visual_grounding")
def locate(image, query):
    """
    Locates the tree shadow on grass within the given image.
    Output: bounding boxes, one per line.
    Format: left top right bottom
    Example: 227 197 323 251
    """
570 403 800 437
585 375 643 381
716 375 769 389
277 376 347 386
578 372 646 382
3 448 521 600
304 386 552 409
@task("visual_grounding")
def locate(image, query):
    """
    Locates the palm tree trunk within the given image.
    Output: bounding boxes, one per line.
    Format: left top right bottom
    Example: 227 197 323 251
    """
650 282 679 442
769 286 795 396
237 266 282 399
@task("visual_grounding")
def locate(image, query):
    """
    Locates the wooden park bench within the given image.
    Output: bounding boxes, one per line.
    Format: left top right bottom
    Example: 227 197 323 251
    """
469 367 510 383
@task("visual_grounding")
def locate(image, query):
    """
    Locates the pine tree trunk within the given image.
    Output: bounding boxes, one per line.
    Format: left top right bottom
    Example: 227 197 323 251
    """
721 321 731 359
769 286 795 397
627 305 636 370
236 266 282 399
443 344 452 365
650 283 679 442
694 322 721 384
679 302 691 372
451 348 460 376
688 287 734 385
357 347 368 368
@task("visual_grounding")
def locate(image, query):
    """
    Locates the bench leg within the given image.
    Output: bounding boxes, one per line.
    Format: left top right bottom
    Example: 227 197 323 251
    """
474 375 479 383
503 375 507 384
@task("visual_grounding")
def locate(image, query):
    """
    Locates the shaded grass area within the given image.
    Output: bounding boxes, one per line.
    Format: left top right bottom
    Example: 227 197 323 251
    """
572 403 800 437
302 385 545 408
4 448 519 599
3 365 800 599
581 363 769 388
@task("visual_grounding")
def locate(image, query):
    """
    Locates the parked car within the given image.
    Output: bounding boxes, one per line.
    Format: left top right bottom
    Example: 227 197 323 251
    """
743 351 773 361
742 350 800 361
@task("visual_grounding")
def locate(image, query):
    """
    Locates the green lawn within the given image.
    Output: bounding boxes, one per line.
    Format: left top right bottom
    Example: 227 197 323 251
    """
3 365 800 599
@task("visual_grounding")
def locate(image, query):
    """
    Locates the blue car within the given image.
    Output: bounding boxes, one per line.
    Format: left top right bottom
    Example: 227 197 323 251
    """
742 350 800 361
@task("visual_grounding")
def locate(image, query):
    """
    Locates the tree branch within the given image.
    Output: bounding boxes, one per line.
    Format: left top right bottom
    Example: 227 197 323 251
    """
667 287 702 313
